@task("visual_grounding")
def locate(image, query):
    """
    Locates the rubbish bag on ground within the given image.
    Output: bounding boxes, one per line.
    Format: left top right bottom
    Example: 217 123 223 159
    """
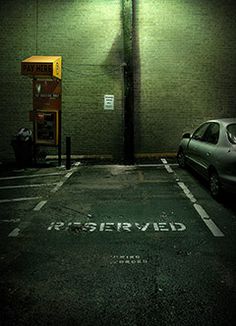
11 128 33 168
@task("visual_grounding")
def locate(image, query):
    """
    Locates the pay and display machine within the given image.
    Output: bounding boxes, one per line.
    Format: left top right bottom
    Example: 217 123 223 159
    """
21 56 62 163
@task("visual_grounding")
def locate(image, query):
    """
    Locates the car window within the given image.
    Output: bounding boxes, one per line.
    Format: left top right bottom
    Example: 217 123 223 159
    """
227 124 236 144
203 123 220 144
192 123 210 141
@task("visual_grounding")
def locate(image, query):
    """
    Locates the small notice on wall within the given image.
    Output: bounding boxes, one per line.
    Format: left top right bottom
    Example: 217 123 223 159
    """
104 95 114 110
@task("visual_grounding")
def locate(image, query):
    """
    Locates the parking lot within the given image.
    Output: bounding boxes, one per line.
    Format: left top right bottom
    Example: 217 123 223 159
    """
0 159 235 326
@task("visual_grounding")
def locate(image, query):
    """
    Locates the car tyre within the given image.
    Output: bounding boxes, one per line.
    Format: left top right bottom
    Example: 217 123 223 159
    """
177 149 186 168
209 170 221 199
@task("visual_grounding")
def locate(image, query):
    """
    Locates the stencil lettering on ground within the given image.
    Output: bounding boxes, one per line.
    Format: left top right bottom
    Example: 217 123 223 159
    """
47 222 186 232
110 255 148 264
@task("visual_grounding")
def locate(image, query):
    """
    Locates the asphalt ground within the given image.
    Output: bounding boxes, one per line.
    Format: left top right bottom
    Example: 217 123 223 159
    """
0 159 235 326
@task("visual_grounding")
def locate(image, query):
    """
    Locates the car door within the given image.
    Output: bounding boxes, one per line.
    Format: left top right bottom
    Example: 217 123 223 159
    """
186 122 210 171
196 122 220 177
189 122 220 178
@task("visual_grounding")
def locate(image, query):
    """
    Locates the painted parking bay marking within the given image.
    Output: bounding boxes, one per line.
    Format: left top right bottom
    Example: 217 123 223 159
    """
161 158 224 238
47 222 186 232
8 221 31 237
33 168 78 211
0 196 42 204
0 172 65 181
0 183 58 190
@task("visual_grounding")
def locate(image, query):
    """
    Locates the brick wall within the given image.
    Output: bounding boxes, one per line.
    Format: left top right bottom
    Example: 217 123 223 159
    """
0 0 36 161
0 0 124 162
134 0 236 155
0 0 236 162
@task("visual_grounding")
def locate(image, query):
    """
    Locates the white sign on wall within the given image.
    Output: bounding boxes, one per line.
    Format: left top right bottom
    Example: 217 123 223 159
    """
104 95 114 110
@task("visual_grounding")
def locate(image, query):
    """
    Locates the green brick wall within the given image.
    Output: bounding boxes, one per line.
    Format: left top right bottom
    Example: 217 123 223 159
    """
135 0 236 155
0 0 124 161
0 0 236 162
0 0 36 161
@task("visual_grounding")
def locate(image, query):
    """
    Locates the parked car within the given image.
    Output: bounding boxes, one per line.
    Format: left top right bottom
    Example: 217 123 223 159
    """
177 118 236 198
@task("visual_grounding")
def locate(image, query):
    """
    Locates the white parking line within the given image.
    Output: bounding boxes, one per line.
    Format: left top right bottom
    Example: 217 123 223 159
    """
33 200 48 211
161 159 168 164
8 228 20 237
137 164 179 168
65 171 74 179
161 158 174 173
0 218 20 223
193 203 224 237
0 172 65 181
8 222 30 238
0 183 57 190
50 170 74 193
33 168 77 211
2 168 79 237
51 181 64 193
162 158 224 237
0 196 42 204
177 182 197 203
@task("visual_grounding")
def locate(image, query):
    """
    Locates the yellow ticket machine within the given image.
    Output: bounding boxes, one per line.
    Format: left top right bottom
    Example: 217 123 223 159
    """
21 56 62 164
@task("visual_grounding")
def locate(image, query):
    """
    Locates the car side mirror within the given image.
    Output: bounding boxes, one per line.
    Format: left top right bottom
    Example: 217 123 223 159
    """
182 132 191 139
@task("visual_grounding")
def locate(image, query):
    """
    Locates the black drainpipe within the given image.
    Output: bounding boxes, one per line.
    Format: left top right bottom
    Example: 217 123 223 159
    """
122 0 135 164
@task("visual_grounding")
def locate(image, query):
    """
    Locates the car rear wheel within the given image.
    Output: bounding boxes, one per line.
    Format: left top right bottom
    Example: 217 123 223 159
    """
209 170 221 199
177 149 186 168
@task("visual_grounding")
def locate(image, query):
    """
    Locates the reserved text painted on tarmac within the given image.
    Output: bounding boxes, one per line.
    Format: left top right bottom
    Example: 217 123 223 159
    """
47 222 186 232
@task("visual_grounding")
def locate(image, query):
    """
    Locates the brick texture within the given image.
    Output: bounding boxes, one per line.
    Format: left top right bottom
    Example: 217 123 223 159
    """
134 0 236 154
0 0 124 161
0 0 236 162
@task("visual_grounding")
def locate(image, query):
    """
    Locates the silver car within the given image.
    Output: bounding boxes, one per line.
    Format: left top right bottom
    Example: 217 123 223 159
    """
177 118 236 198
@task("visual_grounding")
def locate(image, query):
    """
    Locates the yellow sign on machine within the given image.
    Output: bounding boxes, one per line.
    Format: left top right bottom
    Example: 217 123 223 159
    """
21 56 62 79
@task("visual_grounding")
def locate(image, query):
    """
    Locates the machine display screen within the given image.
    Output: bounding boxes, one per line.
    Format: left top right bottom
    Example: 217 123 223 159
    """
35 111 58 145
